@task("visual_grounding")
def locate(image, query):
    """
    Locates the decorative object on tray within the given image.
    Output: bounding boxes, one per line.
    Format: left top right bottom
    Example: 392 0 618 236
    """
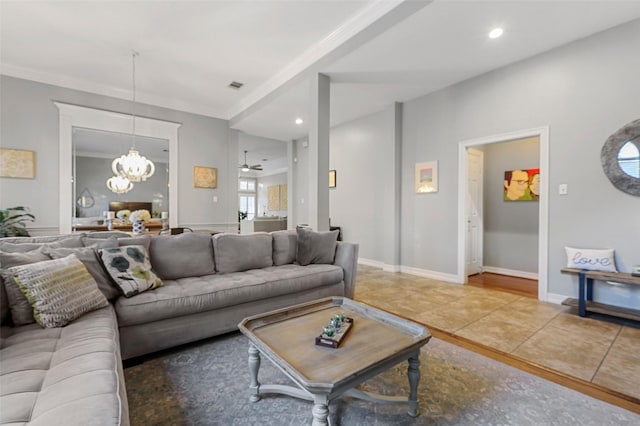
315 313 353 348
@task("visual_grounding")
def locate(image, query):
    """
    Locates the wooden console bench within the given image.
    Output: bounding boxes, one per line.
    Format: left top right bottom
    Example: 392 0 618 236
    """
561 268 640 321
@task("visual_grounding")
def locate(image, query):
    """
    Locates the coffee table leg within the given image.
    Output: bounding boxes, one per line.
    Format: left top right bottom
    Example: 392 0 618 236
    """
407 350 420 417
311 394 329 426
248 343 261 402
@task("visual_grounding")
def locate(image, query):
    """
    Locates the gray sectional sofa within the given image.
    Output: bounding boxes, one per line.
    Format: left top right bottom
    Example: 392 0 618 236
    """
0 230 358 426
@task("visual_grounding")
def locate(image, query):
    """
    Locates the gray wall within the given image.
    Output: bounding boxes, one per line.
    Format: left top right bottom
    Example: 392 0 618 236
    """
328 107 396 261
400 19 640 307
0 75 238 232
75 156 169 218
483 138 540 273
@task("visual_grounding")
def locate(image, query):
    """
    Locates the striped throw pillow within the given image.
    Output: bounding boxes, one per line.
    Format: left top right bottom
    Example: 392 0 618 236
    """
8 254 109 328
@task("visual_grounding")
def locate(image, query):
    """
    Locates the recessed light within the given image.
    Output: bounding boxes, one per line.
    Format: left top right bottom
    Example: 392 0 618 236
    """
488 27 503 39
295 118 303 125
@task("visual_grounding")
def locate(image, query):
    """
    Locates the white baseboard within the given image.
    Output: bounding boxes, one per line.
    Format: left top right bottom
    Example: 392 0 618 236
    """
358 258 466 284
482 266 538 280
26 226 60 236
400 265 459 283
358 258 385 269
382 264 401 273
545 292 567 305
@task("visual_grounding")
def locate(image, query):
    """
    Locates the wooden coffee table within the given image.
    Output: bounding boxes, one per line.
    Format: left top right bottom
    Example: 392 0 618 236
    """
238 297 431 425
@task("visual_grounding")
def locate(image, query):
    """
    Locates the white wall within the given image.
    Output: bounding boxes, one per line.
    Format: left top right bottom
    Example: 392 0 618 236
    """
400 20 640 307
483 138 540 274
0 76 238 232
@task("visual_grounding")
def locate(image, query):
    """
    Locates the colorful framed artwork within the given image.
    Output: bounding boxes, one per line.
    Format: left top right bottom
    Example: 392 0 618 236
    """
193 166 217 188
415 161 438 193
329 170 337 188
504 168 540 201
0 148 36 179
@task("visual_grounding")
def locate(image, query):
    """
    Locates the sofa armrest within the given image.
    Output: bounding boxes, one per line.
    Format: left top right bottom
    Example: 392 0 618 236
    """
333 242 359 298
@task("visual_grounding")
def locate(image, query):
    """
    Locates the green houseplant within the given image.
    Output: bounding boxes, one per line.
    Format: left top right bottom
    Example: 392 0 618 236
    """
0 206 35 237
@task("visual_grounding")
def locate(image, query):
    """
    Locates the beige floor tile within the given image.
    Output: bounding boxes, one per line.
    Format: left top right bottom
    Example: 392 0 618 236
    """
512 325 613 381
593 351 640 400
455 314 540 353
546 313 620 346
354 264 640 401
488 304 563 330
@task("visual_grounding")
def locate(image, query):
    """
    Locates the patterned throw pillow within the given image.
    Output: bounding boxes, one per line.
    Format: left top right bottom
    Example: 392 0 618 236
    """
6 254 109 328
99 246 162 297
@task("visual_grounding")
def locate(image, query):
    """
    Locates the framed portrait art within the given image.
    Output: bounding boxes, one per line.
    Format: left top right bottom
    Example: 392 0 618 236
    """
193 166 217 189
415 161 438 193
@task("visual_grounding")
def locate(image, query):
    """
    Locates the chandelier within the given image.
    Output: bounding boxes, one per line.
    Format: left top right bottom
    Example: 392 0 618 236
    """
110 51 155 185
106 175 133 194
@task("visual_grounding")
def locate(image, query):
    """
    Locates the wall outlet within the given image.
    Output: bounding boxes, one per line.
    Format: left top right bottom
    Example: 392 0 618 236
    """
213 196 218 202
558 184 568 195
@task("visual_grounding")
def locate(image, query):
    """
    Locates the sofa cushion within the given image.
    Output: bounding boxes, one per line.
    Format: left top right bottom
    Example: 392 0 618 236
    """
0 306 125 425
0 235 85 253
100 246 163 297
114 264 343 327
0 249 50 326
81 236 118 248
119 235 152 251
213 233 273 273
149 233 215 280
44 246 121 301
296 227 339 266
8 254 109 328
272 229 297 266
0 234 86 245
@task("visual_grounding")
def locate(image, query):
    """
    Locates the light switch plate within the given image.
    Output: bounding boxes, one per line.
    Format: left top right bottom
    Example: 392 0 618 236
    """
558 184 568 195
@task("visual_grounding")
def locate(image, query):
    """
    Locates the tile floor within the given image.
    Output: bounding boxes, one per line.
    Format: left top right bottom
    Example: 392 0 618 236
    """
353 265 640 402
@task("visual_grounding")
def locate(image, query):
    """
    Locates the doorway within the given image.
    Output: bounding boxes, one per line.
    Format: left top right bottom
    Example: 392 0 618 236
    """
457 127 549 301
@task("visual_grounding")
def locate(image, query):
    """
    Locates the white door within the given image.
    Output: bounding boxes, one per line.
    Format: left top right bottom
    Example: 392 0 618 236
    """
466 148 484 276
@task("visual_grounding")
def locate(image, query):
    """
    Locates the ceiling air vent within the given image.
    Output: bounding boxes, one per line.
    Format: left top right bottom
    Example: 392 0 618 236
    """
228 81 244 90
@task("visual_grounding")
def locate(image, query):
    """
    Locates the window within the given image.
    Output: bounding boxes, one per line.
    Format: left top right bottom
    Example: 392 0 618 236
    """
239 178 257 220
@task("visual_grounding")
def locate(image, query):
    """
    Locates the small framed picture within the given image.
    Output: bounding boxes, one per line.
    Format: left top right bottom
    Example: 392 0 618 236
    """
329 170 337 188
415 161 438 193
0 148 36 179
193 166 217 188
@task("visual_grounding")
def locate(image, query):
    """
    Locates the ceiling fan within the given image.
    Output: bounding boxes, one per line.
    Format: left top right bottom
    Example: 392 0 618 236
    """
239 150 263 171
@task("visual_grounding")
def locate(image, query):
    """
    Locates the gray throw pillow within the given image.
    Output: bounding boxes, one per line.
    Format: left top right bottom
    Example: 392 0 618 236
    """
45 246 121 301
149 233 215 280
272 230 297 266
0 248 52 325
296 227 339 266
213 233 273 273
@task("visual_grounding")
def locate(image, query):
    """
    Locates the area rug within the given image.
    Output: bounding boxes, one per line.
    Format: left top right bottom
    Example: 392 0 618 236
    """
124 332 639 425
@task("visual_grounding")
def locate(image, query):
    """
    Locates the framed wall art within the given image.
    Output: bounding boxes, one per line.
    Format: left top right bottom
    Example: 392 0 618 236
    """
0 148 35 179
193 166 217 188
415 161 438 193
329 170 337 188
504 168 540 201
